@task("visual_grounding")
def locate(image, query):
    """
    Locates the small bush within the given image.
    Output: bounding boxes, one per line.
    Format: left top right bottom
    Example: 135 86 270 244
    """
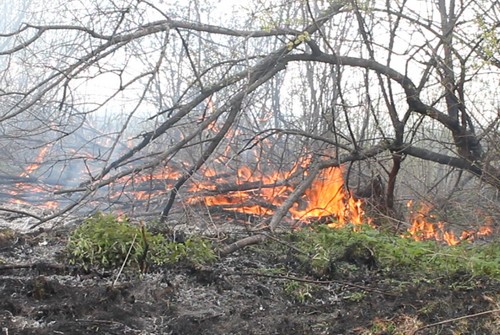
66 213 216 270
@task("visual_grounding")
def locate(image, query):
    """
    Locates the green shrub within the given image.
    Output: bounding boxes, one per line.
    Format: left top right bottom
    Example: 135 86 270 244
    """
66 213 216 270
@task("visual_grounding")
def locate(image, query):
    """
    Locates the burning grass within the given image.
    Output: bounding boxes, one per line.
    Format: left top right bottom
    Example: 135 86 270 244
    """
405 200 494 245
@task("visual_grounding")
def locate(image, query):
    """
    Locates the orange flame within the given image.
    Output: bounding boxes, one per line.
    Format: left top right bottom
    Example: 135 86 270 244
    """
289 167 364 226
20 144 52 177
11 143 494 245
405 200 493 245
189 164 366 226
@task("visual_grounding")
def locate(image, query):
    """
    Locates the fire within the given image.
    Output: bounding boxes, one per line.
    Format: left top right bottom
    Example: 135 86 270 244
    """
20 144 52 177
289 167 364 226
405 200 493 245
190 165 366 226
478 223 493 236
120 167 182 185
188 164 297 216
7 144 494 245
42 201 59 210
11 198 30 206
189 164 492 245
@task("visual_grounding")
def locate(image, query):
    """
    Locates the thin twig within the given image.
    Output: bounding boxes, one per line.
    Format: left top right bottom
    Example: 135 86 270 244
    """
113 233 137 287
411 309 500 335
0 262 66 272
0 206 43 220
230 271 397 296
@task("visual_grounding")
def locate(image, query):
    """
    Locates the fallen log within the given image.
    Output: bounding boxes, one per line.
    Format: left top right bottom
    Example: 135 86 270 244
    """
219 234 268 256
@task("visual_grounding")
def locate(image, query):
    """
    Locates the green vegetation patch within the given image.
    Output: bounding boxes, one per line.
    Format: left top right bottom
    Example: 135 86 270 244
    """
66 213 216 270
282 280 314 303
287 224 500 280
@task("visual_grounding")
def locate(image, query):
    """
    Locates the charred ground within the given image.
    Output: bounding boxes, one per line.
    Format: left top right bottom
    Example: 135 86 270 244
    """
0 214 499 335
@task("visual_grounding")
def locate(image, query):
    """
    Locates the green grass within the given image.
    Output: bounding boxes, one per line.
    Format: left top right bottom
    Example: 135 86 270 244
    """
287 224 500 280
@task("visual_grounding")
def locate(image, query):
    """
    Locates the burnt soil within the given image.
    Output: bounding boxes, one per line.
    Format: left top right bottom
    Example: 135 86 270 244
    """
1 219 499 335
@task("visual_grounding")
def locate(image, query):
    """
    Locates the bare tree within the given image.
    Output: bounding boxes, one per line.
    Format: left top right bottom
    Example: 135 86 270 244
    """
0 0 498 228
